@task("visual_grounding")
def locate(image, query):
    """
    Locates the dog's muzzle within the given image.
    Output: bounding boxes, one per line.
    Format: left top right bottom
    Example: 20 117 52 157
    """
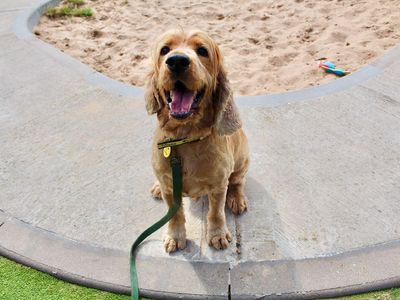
166 54 190 75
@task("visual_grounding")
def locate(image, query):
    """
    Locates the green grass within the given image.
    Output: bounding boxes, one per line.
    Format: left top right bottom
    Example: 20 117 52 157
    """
338 288 400 300
66 0 86 6
1 256 399 299
0 256 132 300
71 7 93 17
44 0 92 18
45 6 93 18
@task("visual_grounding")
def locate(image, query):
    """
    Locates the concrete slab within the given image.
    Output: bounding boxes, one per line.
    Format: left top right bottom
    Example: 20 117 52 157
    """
0 210 229 299
0 0 33 12
230 240 400 299
0 12 19 36
242 87 400 259
1 0 400 299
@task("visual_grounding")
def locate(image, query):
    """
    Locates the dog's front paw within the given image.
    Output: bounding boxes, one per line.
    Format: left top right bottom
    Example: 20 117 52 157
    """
163 224 186 253
150 181 162 200
207 227 232 250
163 234 187 253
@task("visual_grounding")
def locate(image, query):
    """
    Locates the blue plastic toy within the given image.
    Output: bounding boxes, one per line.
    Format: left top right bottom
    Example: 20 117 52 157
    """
319 61 350 76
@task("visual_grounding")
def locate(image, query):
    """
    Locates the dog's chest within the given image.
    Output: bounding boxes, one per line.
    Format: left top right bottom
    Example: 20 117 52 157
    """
182 148 230 196
154 141 233 196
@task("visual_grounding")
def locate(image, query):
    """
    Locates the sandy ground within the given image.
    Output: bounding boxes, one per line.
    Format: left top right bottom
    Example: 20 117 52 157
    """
35 0 400 96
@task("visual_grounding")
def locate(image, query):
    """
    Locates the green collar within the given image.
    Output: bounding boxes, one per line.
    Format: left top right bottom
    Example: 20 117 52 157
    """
157 135 208 158
157 136 207 150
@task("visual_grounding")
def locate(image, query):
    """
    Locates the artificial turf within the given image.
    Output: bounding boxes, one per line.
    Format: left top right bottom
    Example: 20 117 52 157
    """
341 289 400 300
0 256 131 300
0 255 399 300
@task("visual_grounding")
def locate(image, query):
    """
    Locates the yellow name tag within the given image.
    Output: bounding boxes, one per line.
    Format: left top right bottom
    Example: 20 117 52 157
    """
163 147 171 158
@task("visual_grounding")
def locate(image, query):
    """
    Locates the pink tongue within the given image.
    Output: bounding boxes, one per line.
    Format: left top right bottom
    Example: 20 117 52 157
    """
170 90 195 113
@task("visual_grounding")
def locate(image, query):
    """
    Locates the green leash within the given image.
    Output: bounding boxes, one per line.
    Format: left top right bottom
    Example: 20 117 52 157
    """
130 136 205 300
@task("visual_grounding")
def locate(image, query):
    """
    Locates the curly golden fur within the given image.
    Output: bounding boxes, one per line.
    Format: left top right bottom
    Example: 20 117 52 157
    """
145 29 249 252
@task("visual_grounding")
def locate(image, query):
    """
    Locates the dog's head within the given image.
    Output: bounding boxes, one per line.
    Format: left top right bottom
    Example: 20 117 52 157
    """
145 29 241 135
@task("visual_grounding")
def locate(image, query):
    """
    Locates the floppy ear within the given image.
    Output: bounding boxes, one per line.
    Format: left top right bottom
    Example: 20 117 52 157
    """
144 70 163 115
213 69 242 135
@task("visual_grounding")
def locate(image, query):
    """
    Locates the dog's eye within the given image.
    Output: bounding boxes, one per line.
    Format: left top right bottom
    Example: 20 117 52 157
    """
196 47 208 57
160 46 170 56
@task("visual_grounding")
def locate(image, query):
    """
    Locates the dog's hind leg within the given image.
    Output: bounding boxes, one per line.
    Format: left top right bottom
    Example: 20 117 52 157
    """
150 181 162 200
226 161 249 215
207 188 232 250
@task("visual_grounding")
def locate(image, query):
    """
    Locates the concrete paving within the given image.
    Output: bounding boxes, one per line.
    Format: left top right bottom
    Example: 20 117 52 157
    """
1 0 400 298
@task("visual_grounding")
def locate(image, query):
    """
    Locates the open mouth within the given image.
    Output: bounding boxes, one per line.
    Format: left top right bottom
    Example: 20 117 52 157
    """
166 81 204 120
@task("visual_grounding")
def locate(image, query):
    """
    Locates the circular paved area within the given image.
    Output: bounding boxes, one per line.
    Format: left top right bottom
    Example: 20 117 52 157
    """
1 0 400 298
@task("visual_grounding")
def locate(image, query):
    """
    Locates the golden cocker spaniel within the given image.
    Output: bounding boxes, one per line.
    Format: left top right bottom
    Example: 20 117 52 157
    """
145 29 249 253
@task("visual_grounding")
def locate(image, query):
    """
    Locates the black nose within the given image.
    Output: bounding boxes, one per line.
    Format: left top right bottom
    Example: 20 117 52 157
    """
166 54 190 74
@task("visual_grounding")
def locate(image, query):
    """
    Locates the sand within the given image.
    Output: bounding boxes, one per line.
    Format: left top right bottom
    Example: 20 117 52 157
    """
35 0 400 96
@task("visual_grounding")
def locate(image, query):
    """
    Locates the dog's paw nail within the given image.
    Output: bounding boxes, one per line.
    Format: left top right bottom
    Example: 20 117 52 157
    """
226 231 232 242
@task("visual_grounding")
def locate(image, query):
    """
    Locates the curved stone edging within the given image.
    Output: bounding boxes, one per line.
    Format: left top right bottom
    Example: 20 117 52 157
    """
0 210 229 299
1 210 400 299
